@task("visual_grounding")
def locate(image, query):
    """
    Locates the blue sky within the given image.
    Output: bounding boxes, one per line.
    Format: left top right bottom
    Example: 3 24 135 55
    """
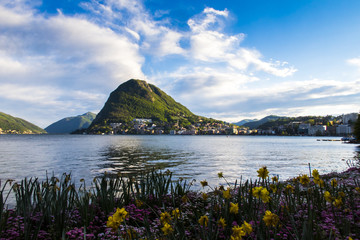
1 0 360 127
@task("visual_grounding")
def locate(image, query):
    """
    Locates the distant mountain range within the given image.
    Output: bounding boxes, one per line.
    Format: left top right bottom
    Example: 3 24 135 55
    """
0 112 46 134
2 78 356 135
233 119 258 126
45 112 96 134
235 115 283 129
88 79 206 132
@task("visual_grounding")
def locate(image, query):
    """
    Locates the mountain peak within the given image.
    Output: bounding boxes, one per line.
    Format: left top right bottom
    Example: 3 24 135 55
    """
88 79 198 132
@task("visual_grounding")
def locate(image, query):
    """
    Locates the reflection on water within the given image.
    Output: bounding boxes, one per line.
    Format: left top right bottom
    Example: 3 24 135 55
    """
100 145 192 176
0 135 357 188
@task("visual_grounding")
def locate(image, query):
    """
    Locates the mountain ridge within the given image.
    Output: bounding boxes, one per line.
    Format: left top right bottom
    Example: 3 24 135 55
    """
242 115 284 129
0 112 46 134
45 112 96 134
233 119 258 126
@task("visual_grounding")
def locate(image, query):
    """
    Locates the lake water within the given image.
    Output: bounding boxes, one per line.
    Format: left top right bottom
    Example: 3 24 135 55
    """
0 135 358 187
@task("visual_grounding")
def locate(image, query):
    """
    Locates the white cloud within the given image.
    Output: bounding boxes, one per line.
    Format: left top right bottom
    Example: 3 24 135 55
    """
3 0 355 127
0 1 146 126
0 54 28 76
347 57 360 68
157 30 185 56
158 67 360 122
0 5 31 26
0 83 107 127
187 7 297 77
203 7 229 17
0 3 145 88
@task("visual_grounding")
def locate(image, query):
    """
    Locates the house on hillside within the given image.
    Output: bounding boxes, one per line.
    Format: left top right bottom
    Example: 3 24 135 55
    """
336 124 353 136
132 119 152 124
298 123 311 135
342 113 358 124
308 125 327 135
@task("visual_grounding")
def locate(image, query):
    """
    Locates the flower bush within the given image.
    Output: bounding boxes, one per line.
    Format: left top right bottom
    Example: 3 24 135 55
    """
0 166 359 239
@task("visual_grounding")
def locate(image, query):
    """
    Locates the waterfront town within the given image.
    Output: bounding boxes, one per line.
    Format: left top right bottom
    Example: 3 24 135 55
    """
106 113 358 137
1 113 358 136
0 128 36 134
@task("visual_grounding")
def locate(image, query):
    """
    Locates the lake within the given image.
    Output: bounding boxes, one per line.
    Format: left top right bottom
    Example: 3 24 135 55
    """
0 135 358 187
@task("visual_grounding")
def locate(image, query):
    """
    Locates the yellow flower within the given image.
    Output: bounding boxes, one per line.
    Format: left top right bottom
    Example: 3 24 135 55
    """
172 208 180 220
200 180 208 187
312 169 320 179
230 202 239 214
324 191 333 203
223 187 231 199
271 176 279 182
181 195 189 203
260 188 270 203
160 211 171 224
285 184 295 193
257 166 269 179
202 192 208 201
331 179 338 187
217 217 226 229
338 191 345 198
299 174 310 185
270 184 277 193
263 210 279 227
252 186 270 203
218 172 224 178
135 199 143 207
313 176 321 186
113 208 128 223
231 225 246 240
106 208 128 231
252 187 262 198
319 179 325 188
161 223 173 235
333 197 342 208
106 216 118 230
241 221 252 234
355 187 360 193
198 215 209 227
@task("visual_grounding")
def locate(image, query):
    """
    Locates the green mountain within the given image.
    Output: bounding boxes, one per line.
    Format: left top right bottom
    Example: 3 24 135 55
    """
0 112 46 134
243 115 283 129
233 119 258 126
89 79 201 132
45 112 96 134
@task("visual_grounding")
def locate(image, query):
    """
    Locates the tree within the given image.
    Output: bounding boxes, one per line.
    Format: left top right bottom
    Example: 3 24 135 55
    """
353 114 360 142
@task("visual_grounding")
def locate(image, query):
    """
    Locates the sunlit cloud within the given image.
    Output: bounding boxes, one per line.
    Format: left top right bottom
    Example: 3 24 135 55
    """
186 7 297 77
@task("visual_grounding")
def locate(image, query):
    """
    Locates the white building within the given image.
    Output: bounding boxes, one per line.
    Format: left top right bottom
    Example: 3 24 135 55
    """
110 123 122 129
308 125 327 135
336 124 353 135
342 113 358 124
132 118 152 124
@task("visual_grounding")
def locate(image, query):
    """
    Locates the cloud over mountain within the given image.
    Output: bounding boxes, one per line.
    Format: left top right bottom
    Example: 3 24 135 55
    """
0 0 359 126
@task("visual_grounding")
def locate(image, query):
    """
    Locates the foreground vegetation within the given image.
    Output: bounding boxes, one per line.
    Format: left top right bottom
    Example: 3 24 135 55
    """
0 166 359 239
